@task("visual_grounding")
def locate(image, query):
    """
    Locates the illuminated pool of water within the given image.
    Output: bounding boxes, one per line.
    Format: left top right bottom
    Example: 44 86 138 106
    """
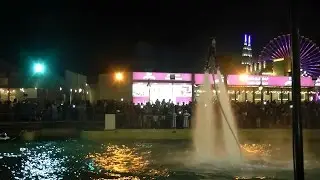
0 139 319 179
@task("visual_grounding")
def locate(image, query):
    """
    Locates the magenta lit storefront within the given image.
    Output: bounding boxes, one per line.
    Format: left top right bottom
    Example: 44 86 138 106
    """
132 72 316 103
226 74 314 102
132 72 193 104
227 74 313 87
314 77 320 101
193 73 315 102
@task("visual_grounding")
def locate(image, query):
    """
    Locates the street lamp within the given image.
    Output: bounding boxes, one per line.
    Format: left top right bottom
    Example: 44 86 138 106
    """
147 79 151 102
33 63 45 74
32 62 47 99
114 72 124 82
258 77 264 103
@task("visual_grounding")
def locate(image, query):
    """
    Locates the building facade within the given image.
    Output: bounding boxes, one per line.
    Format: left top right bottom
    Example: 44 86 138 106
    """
93 71 317 104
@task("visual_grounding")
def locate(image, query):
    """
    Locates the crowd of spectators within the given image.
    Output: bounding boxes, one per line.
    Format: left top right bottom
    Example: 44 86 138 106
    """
0 98 320 129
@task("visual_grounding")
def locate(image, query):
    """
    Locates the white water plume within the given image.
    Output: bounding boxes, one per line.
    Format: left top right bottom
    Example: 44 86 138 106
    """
192 71 242 164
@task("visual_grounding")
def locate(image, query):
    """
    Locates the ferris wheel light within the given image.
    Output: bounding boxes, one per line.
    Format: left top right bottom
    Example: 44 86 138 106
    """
259 34 320 77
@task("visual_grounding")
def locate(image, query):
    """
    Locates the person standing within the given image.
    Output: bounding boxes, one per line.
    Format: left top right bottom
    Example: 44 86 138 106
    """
172 110 177 128
183 110 191 128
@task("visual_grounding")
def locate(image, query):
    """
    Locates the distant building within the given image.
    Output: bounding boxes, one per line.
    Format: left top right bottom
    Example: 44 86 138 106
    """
241 34 253 73
272 57 292 76
241 34 268 75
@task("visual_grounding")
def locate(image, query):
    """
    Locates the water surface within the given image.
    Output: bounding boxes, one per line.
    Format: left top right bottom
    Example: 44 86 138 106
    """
0 139 319 179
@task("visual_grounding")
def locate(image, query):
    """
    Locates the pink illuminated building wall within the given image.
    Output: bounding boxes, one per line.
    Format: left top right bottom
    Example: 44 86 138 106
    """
132 72 193 104
130 72 315 104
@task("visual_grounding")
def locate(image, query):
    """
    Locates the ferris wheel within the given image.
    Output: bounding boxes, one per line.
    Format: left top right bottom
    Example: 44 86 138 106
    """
258 34 320 77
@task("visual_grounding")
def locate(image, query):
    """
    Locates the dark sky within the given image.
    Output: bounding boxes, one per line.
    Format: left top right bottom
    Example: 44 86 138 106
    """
0 1 318 75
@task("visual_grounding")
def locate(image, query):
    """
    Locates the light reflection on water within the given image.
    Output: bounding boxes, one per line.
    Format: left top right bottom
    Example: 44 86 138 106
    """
242 144 272 157
0 142 69 180
88 144 169 177
0 140 319 179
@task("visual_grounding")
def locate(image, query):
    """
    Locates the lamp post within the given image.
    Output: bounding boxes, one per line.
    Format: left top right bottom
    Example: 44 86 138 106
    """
147 79 151 103
312 77 317 102
114 72 124 82
84 83 92 103
70 89 73 104
6 71 10 101
114 72 124 102
258 75 264 102
33 63 45 75
32 62 47 100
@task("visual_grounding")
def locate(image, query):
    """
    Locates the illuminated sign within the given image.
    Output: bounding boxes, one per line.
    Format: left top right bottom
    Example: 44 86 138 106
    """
227 75 314 87
133 72 192 81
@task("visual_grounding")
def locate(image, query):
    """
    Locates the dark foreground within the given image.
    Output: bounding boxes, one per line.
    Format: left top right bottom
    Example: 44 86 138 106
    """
0 139 320 179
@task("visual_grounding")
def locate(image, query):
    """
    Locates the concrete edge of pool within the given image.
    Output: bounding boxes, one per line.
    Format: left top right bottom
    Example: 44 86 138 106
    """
19 129 320 142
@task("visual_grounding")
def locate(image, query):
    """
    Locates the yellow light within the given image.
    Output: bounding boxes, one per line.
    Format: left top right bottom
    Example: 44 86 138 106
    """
262 72 275 76
239 74 248 82
273 58 284 62
114 72 124 81
87 144 168 176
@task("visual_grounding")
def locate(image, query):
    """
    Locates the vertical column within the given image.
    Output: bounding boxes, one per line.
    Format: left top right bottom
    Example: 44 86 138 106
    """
244 88 247 101
291 0 304 177
252 88 255 103
280 88 283 104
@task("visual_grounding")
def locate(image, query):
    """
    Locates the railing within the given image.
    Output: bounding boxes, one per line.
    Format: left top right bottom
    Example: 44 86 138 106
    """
0 107 319 130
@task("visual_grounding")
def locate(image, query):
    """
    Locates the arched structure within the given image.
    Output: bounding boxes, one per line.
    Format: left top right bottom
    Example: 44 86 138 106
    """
258 34 320 77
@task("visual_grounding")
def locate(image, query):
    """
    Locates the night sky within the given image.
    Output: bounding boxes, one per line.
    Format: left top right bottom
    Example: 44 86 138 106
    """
0 1 318 75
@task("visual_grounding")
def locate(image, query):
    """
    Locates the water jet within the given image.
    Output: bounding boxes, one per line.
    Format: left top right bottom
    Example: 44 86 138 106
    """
192 38 242 163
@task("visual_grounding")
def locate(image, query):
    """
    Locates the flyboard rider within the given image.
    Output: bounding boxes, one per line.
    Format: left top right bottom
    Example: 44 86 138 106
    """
206 38 227 156
206 38 243 158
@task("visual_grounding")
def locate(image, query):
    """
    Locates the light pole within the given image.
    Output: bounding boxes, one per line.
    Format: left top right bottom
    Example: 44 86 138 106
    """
147 79 151 103
114 72 124 102
32 62 47 100
70 89 73 104
259 76 263 102
33 63 45 75
6 71 10 101
114 72 124 82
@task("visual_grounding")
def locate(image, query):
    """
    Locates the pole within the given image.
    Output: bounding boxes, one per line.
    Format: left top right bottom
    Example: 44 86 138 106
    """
6 72 10 102
147 79 151 103
260 77 263 102
70 90 72 105
7 88 10 101
148 86 151 103
291 0 304 178
172 82 176 129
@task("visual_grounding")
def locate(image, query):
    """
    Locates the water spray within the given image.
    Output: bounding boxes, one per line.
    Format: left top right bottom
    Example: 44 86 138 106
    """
205 38 243 159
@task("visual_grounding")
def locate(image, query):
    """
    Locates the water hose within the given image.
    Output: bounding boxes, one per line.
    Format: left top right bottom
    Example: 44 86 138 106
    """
211 71 243 159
